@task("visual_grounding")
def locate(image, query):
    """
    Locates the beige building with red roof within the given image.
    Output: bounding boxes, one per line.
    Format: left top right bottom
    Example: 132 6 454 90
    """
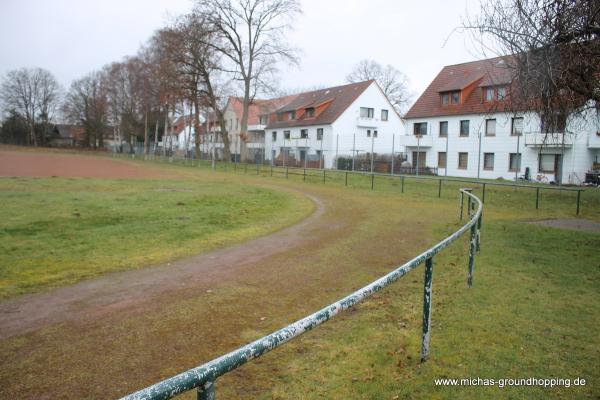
403 56 600 184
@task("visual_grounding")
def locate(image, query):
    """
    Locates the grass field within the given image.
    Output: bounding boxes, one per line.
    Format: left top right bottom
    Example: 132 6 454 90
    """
1 153 599 399
0 176 313 298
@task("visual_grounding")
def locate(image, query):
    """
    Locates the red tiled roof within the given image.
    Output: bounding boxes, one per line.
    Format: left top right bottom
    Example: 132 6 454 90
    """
227 95 298 125
266 80 374 129
405 56 517 119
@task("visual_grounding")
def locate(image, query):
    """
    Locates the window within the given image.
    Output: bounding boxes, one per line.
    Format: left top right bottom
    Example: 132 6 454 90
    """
305 108 315 118
509 153 521 171
374 130 378 138
485 87 494 102
412 152 426 168
272 131 277 141
438 152 447 168
441 93 449 105
539 154 557 173
288 111 296 120
497 86 506 100
511 117 523 136
483 153 494 170
300 129 308 139
259 116 268 125
460 120 470 137
367 129 371 137
317 128 323 140
541 112 567 133
284 130 290 140
458 152 468 169
439 121 448 137
381 109 389 121
451 91 460 104
485 119 496 136
360 107 374 118
414 122 427 135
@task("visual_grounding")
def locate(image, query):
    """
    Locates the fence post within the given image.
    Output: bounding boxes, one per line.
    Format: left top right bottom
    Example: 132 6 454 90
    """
438 179 442 198
468 223 476 288
323 169 326 184
345 171 348 186
286 167 289 179
303 168 306 181
459 191 464 221
576 190 581 215
482 183 486 203
244 163 247 174
535 187 540 209
476 213 482 252
421 257 434 362
256 163 259 175
270 165 273 177
371 174 374 190
197 380 215 400
401 176 405 193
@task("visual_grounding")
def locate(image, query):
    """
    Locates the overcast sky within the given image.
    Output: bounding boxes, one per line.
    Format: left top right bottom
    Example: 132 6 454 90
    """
1 0 484 105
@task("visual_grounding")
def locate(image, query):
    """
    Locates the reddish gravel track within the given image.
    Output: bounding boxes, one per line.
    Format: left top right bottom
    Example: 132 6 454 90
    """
0 149 178 179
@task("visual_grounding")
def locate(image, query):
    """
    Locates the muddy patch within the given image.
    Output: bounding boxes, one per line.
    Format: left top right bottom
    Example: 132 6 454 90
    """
526 219 600 234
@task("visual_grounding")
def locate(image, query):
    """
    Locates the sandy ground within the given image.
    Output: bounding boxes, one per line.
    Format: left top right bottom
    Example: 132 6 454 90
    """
527 218 600 233
0 149 178 179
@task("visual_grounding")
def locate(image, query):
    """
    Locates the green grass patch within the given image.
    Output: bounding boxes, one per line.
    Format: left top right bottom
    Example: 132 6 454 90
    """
0 176 313 298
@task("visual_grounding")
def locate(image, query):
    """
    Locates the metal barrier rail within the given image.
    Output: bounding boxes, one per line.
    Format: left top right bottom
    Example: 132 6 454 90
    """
120 189 483 400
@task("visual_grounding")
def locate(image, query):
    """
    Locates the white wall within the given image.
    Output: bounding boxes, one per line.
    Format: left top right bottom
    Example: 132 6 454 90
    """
403 109 600 184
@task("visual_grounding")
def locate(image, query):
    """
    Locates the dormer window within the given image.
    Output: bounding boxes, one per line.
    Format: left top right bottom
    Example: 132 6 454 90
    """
305 108 315 118
497 86 506 100
483 86 507 102
485 87 494 101
259 115 268 125
288 111 296 120
441 91 460 106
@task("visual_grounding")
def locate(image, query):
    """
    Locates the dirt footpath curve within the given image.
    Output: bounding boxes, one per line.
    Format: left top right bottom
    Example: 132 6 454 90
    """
0 190 326 339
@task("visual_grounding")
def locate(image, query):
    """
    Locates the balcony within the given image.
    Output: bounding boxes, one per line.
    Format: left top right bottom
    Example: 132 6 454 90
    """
248 124 267 131
588 131 600 148
397 134 433 148
356 117 379 128
524 132 572 147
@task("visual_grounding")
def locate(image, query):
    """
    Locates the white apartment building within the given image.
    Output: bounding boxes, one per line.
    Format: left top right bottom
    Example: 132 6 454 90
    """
403 57 600 184
265 80 404 169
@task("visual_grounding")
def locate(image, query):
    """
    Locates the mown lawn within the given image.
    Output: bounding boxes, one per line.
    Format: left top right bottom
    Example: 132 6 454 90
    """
1 155 598 399
0 176 313 298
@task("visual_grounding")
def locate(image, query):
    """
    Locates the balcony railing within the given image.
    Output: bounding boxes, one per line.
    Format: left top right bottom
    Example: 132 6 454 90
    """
397 134 433 148
523 132 573 147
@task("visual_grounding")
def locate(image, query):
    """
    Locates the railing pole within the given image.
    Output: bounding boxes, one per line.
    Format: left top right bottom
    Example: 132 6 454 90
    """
467 195 472 218
286 167 288 179
371 173 374 190
482 183 486 203
401 175 405 193
476 213 482 252
468 224 476 288
303 168 306 181
197 381 215 400
438 179 442 198
459 191 464 221
244 163 247 174
576 190 581 215
323 169 326 184
420 257 434 362
270 165 273 177
535 187 540 209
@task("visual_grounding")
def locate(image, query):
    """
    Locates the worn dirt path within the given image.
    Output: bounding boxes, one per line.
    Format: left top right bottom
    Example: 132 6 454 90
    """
0 191 325 339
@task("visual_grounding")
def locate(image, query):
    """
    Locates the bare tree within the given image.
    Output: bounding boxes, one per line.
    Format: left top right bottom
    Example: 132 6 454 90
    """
0 68 61 146
194 0 301 155
63 71 108 148
464 0 600 127
346 59 413 115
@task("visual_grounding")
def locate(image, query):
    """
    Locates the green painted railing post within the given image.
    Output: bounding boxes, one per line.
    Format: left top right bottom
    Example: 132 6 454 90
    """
197 381 215 400
467 224 476 288
401 176 405 193
459 191 464 221
482 183 486 203
371 174 374 190
286 167 288 179
438 179 442 198
345 171 348 186
420 257 434 362
323 169 326 183
476 213 482 252
576 190 581 215
535 187 540 209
